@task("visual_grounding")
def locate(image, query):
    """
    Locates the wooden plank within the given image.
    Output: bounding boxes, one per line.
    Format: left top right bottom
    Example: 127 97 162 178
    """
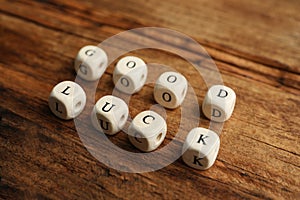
1 0 299 74
0 0 299 199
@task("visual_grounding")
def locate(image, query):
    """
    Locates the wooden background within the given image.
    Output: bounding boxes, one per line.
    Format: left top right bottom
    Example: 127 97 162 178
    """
1 0 299 199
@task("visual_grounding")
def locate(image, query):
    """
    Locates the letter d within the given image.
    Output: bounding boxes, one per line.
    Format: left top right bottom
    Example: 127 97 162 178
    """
212 108 222 117
217 89 228 98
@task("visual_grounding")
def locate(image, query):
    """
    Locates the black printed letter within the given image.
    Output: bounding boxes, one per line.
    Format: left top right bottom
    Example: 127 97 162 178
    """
55 102 62 113
126 61 136 68
143 115 155 124
99 119 109 130
121 78 129 87
217 89 228 98
61 86 71 95
197 134 209 145
102 102 115 112
85 49 95 56
193 156 203 166
212 108 222 117
79 64 88 75
162 92 171 102
167 75 177 83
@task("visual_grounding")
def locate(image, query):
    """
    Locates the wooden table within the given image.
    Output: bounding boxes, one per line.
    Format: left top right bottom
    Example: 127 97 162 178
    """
1 0 299 199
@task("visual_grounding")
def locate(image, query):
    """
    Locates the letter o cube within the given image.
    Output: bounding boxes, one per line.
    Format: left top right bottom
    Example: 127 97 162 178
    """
128 110 167 152
74 45 108 81
113 56 147 94
48 81 86 120
202 85 236 122
154 71 188 109
182 127 220 170
91 95 129 135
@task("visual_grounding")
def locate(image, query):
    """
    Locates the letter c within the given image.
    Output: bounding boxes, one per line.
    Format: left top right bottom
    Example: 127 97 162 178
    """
143 115 155 124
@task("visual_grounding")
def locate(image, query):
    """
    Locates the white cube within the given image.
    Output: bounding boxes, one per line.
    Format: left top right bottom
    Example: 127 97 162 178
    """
91 95 129 135
182 127 220 170
154 71 188 109
113 56 147 94
128 110 167 152
74 45 108 81
202 85 236 122
48 81 86 120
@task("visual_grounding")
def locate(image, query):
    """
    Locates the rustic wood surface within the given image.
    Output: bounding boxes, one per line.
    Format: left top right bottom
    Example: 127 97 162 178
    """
1 0 299 199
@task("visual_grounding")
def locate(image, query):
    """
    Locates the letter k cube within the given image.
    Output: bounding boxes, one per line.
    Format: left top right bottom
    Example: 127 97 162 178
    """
182 128 220 170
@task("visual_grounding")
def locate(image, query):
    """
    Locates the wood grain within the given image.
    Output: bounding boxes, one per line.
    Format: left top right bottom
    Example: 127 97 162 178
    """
0 0 299 199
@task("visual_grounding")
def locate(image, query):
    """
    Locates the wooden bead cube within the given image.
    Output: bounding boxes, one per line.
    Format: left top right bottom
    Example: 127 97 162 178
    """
128 110 167 152
182 127 220 170
74 45 108 81
154 71 187 109
202 85 236 122
113 56 147 94
91 95 129 135
48 81 86 120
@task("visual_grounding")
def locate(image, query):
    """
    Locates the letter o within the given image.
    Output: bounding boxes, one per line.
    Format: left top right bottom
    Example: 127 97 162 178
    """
126 61 136 68
162 92 172 102
167 75 177 83
121 78 130 87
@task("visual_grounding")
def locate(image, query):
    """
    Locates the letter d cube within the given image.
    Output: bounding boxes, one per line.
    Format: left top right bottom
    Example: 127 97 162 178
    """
202 85 236 122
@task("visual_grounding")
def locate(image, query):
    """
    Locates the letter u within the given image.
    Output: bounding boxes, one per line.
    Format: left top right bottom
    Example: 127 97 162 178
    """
102 102 116 112
100 119 109 130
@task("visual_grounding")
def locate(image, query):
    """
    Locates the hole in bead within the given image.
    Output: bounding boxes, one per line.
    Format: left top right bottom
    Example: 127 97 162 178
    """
230 99 235 111
141 74 145 81
181 88 186 97
120 114 126 123
156 133 162 142
75 101 82 113
134 132 142 143
99 62 104 68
